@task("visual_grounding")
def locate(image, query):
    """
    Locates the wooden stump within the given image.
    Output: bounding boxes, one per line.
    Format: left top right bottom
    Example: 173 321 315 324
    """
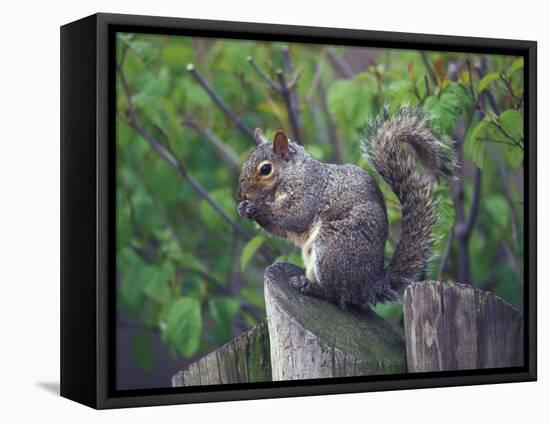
264 262 406 381
403 281 524 372
172 322 271 387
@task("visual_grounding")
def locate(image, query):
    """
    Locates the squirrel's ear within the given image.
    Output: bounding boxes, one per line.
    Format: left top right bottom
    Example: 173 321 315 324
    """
254 128 268 145
273 130 289 160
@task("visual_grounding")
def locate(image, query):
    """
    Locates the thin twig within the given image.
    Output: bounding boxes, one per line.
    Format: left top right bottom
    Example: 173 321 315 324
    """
424 74 431 98
488 144 523 284
182 114 241 169
456 167 482 239
438 229 454 278
502 240 523 284
282 46 302 143
499 74 522 103
327 47 354 79
277 69 301 143
187 63 256 141
286 68 304 90
466 60 475 98
475 64 501 115
480 105 524 148
247 49 303 143
480 137 522 147
490 117 524 148
318 76 343 163
437 145 478 279
306 62 324 101
451 118 471 285
247 48 302 144
246 56 281 92
420 51 437 86
119 36 131 68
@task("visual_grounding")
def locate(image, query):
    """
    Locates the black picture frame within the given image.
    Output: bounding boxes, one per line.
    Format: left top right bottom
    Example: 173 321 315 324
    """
60 12 537 409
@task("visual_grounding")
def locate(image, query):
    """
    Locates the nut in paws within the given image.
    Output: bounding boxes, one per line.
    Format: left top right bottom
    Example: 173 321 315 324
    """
237 200 259 219
289 275 311 294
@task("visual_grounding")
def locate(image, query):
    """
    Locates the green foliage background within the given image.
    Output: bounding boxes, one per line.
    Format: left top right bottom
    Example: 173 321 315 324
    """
116 33 525 380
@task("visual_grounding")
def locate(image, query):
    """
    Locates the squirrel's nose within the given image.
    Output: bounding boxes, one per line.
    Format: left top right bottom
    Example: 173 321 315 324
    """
237 189 249 201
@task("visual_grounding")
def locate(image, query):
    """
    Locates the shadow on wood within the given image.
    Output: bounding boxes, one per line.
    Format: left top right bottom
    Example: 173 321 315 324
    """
265 262 406 380
403 281 524 372
172 322 271 387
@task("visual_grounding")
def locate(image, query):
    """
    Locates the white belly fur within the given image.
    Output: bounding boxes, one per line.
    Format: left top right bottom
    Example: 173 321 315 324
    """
286 223 321 285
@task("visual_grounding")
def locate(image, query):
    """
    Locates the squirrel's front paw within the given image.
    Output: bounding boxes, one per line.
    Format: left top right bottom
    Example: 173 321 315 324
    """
237 200 259 220
289 275 312 295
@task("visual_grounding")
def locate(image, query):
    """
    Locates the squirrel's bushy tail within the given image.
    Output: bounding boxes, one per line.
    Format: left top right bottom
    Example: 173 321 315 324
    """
361 106 455 297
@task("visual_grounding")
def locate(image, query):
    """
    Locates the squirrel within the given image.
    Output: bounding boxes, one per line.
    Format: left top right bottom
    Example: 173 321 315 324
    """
237 107 454 310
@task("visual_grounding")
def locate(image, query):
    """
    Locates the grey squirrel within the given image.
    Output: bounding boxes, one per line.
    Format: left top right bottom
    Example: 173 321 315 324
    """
237 107 454 310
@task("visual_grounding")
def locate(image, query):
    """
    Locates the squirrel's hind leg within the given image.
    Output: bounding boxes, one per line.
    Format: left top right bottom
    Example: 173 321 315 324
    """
289 275 350 311
314 205 387 310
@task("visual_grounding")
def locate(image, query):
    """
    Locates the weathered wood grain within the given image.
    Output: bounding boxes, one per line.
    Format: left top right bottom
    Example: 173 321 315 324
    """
264 262 406 381
171 321 271 387
403 281 524 372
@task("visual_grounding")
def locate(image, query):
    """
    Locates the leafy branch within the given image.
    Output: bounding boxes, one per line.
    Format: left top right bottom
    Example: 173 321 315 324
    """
186 63 256 141
117 63 275 264
181 113 241 169
247 46 303 143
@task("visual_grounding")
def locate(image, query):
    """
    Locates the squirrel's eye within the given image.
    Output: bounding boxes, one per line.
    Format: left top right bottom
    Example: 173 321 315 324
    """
260 163 272 175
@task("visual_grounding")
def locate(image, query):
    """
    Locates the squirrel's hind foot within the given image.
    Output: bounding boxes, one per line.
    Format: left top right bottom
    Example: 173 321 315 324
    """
289 275 312 295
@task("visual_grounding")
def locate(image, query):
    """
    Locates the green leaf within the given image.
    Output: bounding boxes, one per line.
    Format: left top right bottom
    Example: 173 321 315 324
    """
507 58 524 78
117 248 147 312
131 333 154 373
199 188 236 232
180 274 203 297
306 144 325 161
499 109 523 141
240 288 264 308
478 72 500 94
130 192 162 238
142 161 182 203
173 250 208 274
485 194 509 229
423 87 463 134
499 109 524 169
161 44 192 72
327 79 375 133
373 301 404 323
464 118 491 169
178 78 214 109
275 253 303 267
209 297 241 340
165 241 224 285
163 297 202 357
143 262 173 304
135 68 170 98
492 263 522 306
125 39 160 63
240 235 265 271
429 185 455 278
116 205 132 252
504 145 523 169
386 80 419 112
446 82 475 114
433 186 455 241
